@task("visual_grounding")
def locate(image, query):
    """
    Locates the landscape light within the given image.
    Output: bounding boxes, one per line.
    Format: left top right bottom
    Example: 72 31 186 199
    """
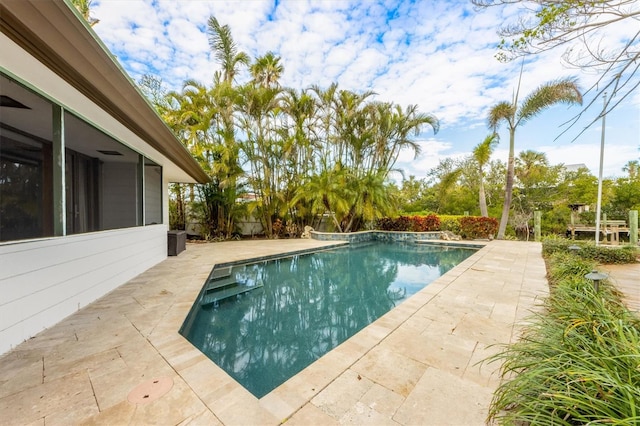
584 270 608 292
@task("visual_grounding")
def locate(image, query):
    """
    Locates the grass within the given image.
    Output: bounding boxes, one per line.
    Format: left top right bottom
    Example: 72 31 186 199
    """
485 240 640 425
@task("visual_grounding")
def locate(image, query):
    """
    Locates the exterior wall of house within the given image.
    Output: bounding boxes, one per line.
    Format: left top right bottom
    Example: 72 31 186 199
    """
0 225 167 354
0 34 187 354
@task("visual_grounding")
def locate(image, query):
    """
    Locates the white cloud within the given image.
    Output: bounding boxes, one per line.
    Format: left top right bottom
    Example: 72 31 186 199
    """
90 0 639 179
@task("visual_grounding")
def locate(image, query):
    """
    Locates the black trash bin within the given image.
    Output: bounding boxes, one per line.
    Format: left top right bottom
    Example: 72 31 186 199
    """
168 230 186 256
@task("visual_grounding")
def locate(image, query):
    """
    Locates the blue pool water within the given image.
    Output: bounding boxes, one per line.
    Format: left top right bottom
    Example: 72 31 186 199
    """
180 242 476 398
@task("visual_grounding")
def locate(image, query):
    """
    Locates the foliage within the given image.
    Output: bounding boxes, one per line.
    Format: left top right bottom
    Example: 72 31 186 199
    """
473 133 500 217
458 216 498 239
486 249 640 424
375 215 440 232
541 205 571 235
472 0 640 132
542 237 639 264
411 214 441 232
375 214 497 239
608 171 640 218
70 0 99 26
438 215 463 234
488 74 583 240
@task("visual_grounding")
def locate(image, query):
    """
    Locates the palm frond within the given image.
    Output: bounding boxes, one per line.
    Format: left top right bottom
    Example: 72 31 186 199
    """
517 78 582 126
488 101 515 131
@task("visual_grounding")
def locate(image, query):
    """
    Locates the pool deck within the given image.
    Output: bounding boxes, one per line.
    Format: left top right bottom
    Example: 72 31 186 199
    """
0 239 635 425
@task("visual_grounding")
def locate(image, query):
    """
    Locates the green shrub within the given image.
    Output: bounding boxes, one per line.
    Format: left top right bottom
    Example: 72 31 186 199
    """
579 210 596 225
542 237 639 264
439 215 462 234
375 215 439 232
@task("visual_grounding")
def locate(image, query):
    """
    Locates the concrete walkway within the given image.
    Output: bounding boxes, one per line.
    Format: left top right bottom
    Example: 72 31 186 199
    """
1 240 550 425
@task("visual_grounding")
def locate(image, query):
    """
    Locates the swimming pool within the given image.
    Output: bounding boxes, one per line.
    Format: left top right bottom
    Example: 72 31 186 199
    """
180 242 476 398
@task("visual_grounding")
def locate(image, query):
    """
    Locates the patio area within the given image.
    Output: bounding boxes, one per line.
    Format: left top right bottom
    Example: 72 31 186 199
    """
1 240 551 425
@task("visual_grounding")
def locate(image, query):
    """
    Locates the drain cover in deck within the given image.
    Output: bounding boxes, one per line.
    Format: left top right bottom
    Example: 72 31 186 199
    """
127 377 174 404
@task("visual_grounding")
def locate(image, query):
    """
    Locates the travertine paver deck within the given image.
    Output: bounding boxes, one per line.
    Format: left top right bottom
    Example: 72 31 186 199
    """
1 240 551 425
601 262 640 313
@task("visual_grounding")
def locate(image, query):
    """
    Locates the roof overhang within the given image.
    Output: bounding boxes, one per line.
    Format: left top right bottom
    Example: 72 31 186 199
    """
0 0 209 184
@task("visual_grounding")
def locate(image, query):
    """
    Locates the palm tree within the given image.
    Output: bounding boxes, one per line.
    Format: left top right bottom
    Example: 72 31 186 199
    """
206 16 250 84
472 133 499 217
488 76 582 239
250 52 284 88
622 160 639 180
70 0 99 26
236 83 284 237
292 165 352 232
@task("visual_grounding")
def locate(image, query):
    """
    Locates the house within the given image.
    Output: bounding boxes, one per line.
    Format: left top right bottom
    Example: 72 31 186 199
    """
0 0 209 354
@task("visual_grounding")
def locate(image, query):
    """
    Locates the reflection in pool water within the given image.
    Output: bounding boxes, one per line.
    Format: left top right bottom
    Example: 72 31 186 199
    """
180 242 476 398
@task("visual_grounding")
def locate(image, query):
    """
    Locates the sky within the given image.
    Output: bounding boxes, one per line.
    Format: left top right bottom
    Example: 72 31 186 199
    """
90 0 640 181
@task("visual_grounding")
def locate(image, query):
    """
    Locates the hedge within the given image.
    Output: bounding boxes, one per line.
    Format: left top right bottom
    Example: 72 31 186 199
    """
375 214 498 239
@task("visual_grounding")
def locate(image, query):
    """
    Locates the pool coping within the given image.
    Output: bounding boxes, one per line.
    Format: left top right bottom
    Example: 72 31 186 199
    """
258 241 491 411
0 239 549 425
167 241 504 424
178 240 482 401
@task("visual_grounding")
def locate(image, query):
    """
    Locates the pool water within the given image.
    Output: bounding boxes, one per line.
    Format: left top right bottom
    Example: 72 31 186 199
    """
180 242 476 398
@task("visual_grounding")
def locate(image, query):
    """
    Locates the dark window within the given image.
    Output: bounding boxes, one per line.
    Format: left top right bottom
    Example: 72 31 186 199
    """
0 131 54 241
1 73 163 243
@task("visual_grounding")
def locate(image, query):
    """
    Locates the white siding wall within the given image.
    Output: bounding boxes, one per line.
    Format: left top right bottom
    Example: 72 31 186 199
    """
0 225 167 354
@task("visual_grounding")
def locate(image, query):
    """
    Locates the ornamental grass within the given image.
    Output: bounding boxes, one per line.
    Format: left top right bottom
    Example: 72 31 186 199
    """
486 241 640 425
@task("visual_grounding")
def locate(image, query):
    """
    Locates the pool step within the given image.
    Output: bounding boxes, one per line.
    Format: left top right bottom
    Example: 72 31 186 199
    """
204 276 238 292
210 266 232 280
200 282 263 306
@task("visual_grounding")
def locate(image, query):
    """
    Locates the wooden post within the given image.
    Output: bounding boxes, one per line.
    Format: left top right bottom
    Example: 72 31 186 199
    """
602 213 607 244
534 210 541 242
630 210 638 246
570 210 575 240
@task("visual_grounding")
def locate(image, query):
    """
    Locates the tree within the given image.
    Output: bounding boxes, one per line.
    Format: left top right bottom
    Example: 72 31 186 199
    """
292 165 352 232
427 158 464 214
473 0 639 128
207 16 250 84
488 76 582 239
513 150 563 213
250 52 284 88
70 0 99 26
398 176 428 212
472 133 499 216
622 160 639 180
609 161 640 218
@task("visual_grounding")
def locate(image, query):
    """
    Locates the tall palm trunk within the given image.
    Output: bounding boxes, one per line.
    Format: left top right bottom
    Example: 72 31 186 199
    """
497 128 516 239
478 178 488 217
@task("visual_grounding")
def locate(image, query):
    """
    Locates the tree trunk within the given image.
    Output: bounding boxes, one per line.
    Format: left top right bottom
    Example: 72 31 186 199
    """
497 128 515 239
478 168 488 217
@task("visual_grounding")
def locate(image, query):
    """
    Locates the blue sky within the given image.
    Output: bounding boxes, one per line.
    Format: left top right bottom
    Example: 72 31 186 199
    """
91 0 639 179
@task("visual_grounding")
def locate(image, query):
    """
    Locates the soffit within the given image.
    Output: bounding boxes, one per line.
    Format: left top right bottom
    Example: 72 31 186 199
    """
0 0 209 184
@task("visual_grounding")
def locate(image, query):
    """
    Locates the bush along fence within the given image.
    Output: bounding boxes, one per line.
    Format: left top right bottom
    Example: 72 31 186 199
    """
375 215 498 239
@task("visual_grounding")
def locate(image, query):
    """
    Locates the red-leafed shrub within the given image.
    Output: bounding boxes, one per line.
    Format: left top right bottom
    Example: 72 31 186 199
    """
376 216 412 231
411 214 440 231
458 216 498 239
375 215 440 232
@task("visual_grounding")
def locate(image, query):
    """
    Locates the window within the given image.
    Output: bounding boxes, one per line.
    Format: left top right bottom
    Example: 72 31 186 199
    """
0 73 163 243
0 78 54 242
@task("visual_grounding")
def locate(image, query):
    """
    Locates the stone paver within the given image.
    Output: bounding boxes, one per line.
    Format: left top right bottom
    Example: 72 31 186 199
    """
0 240 557 425
601 262 640 313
